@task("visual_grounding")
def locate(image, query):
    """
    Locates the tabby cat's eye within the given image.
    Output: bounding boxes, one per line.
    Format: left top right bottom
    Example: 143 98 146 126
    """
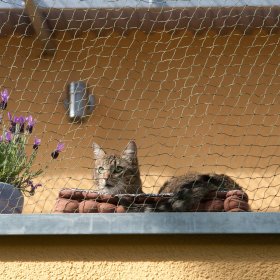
98 167 105 174
115 166 123 173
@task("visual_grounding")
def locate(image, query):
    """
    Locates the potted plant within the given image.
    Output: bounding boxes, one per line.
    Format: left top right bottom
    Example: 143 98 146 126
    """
0 89 64 214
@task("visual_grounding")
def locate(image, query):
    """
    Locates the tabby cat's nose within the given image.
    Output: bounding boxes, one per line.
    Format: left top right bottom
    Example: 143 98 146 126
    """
103 171 111 179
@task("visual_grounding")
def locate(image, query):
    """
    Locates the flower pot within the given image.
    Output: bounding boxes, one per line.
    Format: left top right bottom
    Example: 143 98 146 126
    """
0 182 24 214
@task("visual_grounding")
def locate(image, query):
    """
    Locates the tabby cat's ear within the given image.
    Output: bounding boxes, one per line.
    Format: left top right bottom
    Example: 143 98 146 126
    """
92 142 106 159
121 140 137 160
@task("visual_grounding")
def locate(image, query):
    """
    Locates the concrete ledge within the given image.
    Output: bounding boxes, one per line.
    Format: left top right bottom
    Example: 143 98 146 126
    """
0 213 279 235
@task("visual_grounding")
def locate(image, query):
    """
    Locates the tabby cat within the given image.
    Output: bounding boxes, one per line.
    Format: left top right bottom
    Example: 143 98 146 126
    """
156 172 243 212
117 172 243 212
92 140 143 194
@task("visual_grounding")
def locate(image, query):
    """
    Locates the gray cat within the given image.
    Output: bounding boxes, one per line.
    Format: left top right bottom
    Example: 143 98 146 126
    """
92 140 143 194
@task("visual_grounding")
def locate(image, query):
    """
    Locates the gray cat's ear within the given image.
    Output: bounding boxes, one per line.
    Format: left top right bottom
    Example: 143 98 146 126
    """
92 142 106 159
121 140 137 160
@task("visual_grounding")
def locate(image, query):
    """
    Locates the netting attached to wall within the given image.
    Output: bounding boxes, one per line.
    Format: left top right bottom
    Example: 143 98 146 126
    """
0 0 279 213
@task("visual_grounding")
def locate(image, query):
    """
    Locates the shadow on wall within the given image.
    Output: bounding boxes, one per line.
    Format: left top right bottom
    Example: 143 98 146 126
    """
0 235 280 262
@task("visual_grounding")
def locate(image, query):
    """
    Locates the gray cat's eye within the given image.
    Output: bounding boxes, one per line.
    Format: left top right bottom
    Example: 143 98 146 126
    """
98 167 105 174
114 166 123 173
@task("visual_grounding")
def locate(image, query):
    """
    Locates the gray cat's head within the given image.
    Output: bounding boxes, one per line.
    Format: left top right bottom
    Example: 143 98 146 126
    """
92 141 143 194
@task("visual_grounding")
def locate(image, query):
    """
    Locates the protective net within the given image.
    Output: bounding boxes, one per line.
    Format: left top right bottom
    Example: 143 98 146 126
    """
0 1 279 213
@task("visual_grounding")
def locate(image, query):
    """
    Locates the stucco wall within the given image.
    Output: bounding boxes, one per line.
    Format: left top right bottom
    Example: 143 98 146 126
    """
0 29 279 214
0 235 279 280
0 22 279 280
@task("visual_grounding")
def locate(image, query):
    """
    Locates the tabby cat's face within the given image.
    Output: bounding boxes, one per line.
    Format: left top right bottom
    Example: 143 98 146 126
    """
92 141 143 194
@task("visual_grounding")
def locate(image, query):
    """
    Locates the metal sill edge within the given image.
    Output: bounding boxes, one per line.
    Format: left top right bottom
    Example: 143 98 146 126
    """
0 212 279 235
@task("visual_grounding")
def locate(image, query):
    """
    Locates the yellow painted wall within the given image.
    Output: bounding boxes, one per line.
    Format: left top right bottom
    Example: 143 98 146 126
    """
0 28 280 280
0 30 279 213
0 235 280 280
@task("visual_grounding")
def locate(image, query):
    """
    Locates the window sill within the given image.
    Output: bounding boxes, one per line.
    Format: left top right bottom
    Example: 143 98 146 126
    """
0 212 279 235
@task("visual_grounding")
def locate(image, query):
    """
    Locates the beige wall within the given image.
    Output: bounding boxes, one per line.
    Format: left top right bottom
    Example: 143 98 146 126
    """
0 29 280 280
0 235 280 280
0 30 279 212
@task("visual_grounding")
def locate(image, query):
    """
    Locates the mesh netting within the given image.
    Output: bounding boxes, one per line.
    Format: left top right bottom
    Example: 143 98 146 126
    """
0 1 279 213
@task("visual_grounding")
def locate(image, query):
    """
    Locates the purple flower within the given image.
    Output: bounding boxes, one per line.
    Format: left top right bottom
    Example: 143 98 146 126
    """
1 89 9 103
28 180 42 195
8 112 16 133
26 115 35 134
5 132 12 142
0 89 9 110
51 141 64 159
8 113 25 133
14 116 25 133
33 137 41 150
0 135 3 142
16 116 25 124
56 142 65 152
7 112 12 122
